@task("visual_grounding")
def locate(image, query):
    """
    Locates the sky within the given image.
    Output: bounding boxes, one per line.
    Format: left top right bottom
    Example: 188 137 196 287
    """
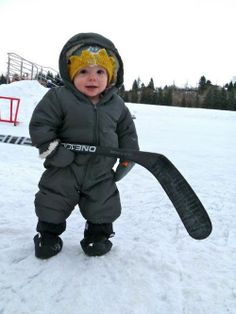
0 0 236 89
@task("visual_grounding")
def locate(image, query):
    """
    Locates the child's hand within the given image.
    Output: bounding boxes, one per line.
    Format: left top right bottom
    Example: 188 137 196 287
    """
39 139 60 159
114 160 134 182
39 140 75 168
44 145 75 168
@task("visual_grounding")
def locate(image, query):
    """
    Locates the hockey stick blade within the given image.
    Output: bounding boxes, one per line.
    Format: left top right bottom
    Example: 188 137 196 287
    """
61 143 212 240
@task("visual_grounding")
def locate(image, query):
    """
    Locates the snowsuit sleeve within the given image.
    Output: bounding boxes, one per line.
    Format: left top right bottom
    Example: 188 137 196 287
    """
116 104 139 150
29 88 63 148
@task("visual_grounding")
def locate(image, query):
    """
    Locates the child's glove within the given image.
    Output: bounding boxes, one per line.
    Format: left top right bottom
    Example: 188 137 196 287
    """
39 140 75 168
39 139 60 159
114 160 134 182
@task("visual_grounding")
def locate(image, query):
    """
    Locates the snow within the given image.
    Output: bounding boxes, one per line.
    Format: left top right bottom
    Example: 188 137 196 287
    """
0 80 236 314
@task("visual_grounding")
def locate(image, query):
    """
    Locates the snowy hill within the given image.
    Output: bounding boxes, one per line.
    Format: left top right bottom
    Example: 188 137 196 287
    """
0 81 236 314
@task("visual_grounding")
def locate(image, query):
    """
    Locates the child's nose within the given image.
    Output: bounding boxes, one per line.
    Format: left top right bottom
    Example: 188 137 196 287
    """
88 73 97 80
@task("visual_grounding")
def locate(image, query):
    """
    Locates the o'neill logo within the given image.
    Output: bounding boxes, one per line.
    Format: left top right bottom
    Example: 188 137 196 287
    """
62 143 96 153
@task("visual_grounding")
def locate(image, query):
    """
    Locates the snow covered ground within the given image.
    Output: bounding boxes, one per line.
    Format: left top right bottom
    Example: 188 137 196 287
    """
0 81 236 314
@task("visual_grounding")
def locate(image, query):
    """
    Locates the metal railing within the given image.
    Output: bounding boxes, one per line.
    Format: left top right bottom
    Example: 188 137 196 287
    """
6 53 61 86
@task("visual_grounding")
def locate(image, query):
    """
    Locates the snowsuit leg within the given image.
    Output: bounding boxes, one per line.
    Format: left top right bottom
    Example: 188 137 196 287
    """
34 166 80 224
78 173 121 224
70 161 122 223
34 161 121 231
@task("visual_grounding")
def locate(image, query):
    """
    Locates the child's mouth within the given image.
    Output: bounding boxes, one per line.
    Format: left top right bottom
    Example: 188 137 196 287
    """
85 86 98 89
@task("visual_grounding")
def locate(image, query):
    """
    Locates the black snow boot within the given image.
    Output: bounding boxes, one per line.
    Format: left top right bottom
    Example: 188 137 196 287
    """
34 232 63 259
80 221 115 257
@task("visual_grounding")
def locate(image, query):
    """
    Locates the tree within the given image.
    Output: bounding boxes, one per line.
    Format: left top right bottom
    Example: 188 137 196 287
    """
132 79 139 91
199 75 206 89
219 88 228 110
131 79 139 103
227 90 236 110
227 81 234 92
118 85 129 102
140 80 157 105
147 78 155 90
203 87 221 109
198 75 208 94
156 88 163 105
162 86 173 106
0 74 7 84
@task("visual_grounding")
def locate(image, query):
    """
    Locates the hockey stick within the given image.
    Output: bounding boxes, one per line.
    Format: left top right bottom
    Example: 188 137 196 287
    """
0 134 212 240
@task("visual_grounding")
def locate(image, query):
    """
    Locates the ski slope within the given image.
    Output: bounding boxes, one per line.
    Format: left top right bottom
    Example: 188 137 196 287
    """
0 81 236 314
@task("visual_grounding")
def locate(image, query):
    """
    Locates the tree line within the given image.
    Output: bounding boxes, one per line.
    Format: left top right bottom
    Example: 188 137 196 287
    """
1 72 236 111
118 76 236 111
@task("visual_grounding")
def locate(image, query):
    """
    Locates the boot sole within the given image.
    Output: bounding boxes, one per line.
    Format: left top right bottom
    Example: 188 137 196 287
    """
80 238 112 256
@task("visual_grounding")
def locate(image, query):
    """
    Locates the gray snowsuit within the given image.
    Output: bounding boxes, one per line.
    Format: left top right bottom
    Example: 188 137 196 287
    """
29 33 139 226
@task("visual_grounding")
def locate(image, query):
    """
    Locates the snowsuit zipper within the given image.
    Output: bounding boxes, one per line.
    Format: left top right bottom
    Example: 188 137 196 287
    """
78 102 101 189
93 104 100 145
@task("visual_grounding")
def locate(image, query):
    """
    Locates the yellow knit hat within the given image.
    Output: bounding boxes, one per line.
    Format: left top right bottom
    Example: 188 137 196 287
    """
68 48 117 84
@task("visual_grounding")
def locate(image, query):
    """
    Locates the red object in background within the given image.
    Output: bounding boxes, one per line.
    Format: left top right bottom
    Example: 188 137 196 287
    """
0 96 20 126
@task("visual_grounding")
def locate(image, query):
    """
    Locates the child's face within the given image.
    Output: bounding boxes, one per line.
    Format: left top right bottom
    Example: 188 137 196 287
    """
73 65 108 104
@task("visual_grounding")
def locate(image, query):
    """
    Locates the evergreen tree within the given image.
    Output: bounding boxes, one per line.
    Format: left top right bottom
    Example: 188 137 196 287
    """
118 85 129 102
107 75 236 111
198 75 207 94
140 80 157 105
131 79 139 103
206 79 212 87
139 83 148 104
156 88 163 105
162 86 173 106
227 90 236 110
203 87 222 109
227 81 234 91
147 78 155 90
132 79 139 91
219 88 228 110
0 74 7 84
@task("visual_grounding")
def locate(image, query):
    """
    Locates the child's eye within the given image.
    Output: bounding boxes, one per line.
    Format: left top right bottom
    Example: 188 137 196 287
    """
79 69 87 74
97 69 106 75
